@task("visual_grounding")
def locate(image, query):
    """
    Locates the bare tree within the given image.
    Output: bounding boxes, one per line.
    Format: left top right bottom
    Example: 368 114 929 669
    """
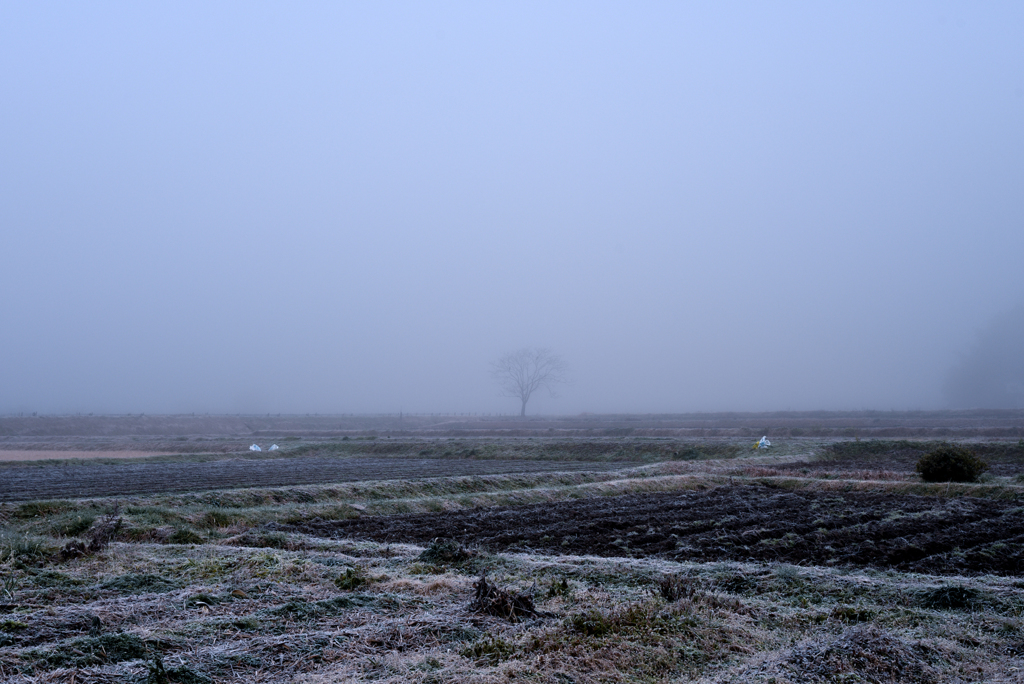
491 348 568 417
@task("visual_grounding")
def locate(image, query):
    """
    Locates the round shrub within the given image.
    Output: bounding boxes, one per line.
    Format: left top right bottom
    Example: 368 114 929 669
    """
916 444 989 483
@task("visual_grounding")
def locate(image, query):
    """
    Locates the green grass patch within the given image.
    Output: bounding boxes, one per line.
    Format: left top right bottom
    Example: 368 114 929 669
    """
14 500 78 519
167 528 204 545
0 531 56 565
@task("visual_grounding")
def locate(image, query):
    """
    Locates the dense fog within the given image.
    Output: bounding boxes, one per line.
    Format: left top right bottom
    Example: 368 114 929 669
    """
2 3 1022 415
944 305 1024 409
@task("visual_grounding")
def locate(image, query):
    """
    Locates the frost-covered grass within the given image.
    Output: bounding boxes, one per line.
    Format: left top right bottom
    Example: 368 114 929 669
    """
1 534 1021 683
1 442 1023 682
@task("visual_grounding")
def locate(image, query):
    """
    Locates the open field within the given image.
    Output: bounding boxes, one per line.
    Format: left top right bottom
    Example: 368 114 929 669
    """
0 457 635 503
1 414 1024 682
3 409 1024 441
285 485 1024 576
0 452 175 463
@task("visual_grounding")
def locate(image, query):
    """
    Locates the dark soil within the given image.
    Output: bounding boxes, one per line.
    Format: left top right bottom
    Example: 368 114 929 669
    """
779 441 1024 477
771 456 1024 477
288 485 1024 576
0 457 630 502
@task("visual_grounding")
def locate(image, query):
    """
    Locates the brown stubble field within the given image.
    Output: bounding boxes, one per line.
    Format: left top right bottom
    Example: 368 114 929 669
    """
1 412 1024 683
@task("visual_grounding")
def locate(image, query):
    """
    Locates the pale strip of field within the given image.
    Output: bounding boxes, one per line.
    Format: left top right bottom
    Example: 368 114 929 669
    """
0 449 174 462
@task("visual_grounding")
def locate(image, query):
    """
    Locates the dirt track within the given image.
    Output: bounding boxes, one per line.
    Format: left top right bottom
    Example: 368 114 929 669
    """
0 457 629 502
288 485 1024 576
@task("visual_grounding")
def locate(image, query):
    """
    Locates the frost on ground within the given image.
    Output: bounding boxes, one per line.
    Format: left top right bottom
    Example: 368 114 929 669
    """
1 439 1023 682
3 524 1023 682
6 520 1024 679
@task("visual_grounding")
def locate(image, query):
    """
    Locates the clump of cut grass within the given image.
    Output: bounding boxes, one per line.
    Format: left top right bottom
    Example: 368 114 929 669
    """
713 569 763 595
147 653 214 684
25 632 151 668
741 625 940 684
228 616 260 631
546 576 572 599
518 593 754 680
656 573 699 602
562 597 746 640
417 538 474 566
460 634 515 665
43 511 97 537
102 572 179 594
26 568 83 588
469 573 543 621
916 584 990 611
829 604 877 623
272 596 353 620
334 565 371 591
199 510 239 528
223 529 290 549
167 528 204 545
565 606 620 638
124 505 193 527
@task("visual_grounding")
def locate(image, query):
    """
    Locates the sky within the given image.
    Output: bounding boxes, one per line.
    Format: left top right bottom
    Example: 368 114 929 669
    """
2 2 1023 415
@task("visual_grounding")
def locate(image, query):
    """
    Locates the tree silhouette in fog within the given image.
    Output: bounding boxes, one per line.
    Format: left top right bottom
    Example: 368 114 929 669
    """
944 304 1024 408
491 348 568 417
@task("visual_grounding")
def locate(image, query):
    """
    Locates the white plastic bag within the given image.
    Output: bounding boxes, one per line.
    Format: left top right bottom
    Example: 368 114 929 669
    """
268 444 280 451
249 444 262 452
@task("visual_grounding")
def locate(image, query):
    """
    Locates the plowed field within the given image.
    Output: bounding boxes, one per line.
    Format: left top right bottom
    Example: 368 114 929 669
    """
0 457 630 502
288 485 1024 576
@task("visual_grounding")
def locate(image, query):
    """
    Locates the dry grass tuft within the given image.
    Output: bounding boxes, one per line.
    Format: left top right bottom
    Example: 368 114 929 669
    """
719 625 941 683
469 574 544 621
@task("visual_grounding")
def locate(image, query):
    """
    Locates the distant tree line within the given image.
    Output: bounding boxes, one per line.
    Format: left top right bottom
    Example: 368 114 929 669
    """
944 304 1024 409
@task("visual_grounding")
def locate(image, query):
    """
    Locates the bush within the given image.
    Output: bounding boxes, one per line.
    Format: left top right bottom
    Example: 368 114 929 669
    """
916 444 988 483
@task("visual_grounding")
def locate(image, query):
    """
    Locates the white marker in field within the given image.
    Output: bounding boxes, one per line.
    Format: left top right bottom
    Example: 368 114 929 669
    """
249 444 262 452
268 444 280 451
